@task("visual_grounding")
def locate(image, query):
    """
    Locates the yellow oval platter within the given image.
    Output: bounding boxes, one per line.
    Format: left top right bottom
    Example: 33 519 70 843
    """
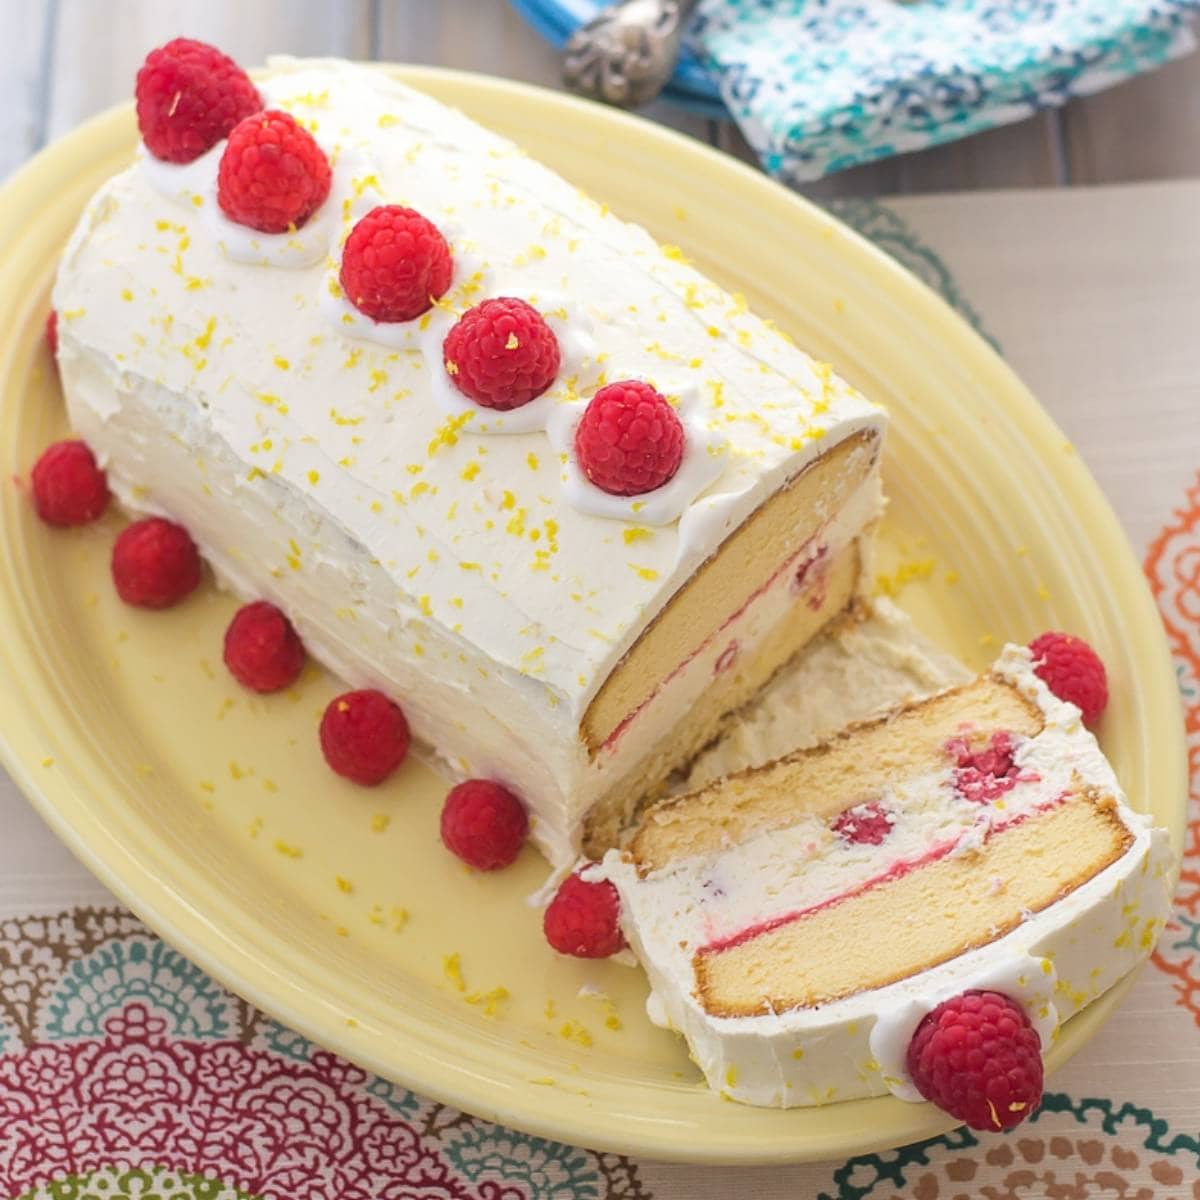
0 67 1185 1165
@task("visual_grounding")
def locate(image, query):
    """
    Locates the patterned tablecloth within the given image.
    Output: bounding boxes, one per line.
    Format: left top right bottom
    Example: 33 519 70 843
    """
2 181 1198 1199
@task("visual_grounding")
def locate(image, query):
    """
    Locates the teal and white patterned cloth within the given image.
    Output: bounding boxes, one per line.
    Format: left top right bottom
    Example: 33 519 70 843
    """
690 0 1200 182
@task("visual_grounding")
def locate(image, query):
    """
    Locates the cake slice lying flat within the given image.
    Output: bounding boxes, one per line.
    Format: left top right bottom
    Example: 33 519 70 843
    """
599 644 1174 1108
54 57 883 867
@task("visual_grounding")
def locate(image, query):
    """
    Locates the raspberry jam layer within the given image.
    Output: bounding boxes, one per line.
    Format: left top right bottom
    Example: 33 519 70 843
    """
700 789 1063 958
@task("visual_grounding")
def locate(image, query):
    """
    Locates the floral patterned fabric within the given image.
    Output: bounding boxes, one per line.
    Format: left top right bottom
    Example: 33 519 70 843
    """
690 0 1200 182
1 905 1198 1199
3 189 1199 1197
0 914 647 1199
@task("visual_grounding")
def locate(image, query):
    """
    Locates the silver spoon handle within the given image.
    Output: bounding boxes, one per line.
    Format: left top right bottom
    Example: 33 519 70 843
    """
562 0 702 109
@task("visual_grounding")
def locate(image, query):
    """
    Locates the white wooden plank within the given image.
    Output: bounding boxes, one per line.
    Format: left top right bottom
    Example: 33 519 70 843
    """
0 0 53 181
376 0 714 145
377 0 564 87
1063 50 1200 184
44 0 372 141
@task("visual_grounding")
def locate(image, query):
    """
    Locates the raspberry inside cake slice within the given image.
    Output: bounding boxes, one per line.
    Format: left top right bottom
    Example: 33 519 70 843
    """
599 644 1174 1108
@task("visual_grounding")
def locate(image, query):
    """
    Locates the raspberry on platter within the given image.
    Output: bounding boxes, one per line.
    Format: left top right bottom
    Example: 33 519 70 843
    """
31 440 109 527
440 780 528 870
543 872 626 959
319 689 410 785
224 600 306 694
111 517 202 609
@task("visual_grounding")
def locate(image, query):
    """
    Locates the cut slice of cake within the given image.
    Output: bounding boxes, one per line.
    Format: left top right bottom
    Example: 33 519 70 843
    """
598 643 1174 1109
53 55 884 868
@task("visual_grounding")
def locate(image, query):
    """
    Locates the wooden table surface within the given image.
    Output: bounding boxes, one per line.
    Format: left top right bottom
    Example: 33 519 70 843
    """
4 0 1199 195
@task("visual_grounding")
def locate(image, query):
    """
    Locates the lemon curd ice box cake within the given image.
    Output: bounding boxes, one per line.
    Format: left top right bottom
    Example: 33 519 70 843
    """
50 50 884 865
32 39 1176 1134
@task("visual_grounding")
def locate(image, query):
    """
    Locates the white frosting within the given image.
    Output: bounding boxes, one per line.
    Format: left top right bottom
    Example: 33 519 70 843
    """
599 644 1176 1107
53 57 884 868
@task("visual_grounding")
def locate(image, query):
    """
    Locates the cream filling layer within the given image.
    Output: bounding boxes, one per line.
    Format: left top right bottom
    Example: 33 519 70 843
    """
633 753 1065 956
599 646 1176 1107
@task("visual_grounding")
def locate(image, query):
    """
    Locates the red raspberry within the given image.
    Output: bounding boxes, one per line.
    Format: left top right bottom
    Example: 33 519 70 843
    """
574 381 685 496
339 205 453 323
223 600 305 693
31 440 109 526
948 731 1022 804
832 800 892 845
1028 631 1108 725
440 780 528 870
319 689 410 785
136 38 261 164
442 298 561 410
45 311 58 356
906 989 1043 1131
217 110 331 234
543 872 625 958
111 517 202 609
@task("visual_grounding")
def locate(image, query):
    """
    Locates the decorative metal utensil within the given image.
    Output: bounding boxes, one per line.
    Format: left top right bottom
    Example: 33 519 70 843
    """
562 0 701 109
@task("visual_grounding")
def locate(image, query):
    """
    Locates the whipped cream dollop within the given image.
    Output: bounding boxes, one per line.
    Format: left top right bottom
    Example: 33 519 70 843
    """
544 384 729 527
140 130 374 269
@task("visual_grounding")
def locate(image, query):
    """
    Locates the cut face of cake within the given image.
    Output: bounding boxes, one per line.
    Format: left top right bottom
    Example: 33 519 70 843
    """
53 56 884 868
681 595 973 793
598 644 1175 1108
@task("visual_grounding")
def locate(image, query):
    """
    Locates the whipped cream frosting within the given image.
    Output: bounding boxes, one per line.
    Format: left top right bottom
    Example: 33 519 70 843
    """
53 57 884 866
598 645 1175 1107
